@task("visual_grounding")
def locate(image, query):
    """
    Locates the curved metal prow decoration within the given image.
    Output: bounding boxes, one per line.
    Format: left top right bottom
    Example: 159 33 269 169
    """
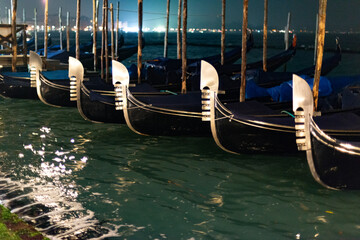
200 60 219 121
292 74 314 151
292 74 338 190
112 60 130 111
68 57 84 101
112 60 130 86
29 51 43 88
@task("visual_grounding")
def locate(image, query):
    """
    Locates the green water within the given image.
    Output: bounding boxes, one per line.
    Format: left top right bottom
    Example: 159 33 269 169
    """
1 93 360 239
0 32 360 239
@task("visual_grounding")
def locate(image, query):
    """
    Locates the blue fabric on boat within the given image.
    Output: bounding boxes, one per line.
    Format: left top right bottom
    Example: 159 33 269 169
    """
266 75 332 102
245 80 269 99
244 75 333 102
42 70 69 80
2 72 30 78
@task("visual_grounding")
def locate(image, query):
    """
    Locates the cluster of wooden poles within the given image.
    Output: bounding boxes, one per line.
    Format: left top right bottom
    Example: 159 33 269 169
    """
6 0 327 110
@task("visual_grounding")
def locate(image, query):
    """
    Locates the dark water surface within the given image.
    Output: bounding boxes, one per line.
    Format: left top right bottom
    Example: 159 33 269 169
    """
0 32 360 239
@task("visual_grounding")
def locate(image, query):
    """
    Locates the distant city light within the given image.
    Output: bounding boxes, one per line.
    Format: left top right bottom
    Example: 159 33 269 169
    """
153 26 166 32
123 26 138 33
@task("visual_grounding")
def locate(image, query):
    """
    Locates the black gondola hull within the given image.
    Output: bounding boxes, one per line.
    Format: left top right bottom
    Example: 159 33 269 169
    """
309 122 360 189
0 76 38 99
213 101 298 153
38 74 76 107
78 86 125 123
126 93 211 137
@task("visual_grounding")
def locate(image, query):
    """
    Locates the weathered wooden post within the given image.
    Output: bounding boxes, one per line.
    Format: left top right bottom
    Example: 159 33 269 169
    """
59 7 63 50
263 0 268 72
181 0 187 93
104 0 109 82
22 8 27 65
314 13 319 65
11 0 17 72
93 0 98 71
177 0 182 59
22 24 27 66
284 12 291 50
4 7 7 24
239 0 248 102
137 0 143 84
8 8 11 24
221 0 225 65
164 0 170 58
34 8 38 52
101 0 105 79
283 12 291 72
76 0 81 60
66 11 70 51
313 0 327 110
44 0 48 58
110 3 115 60
116 1 120 58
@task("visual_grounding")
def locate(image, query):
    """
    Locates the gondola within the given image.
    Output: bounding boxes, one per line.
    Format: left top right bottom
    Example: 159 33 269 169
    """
0 51 43 99
28 51 76 108
113 60 209 136
69 57 124 123
33 39 144 108
200 61 360 153
113 41 341 137
69 57 165 123
293 74 360 190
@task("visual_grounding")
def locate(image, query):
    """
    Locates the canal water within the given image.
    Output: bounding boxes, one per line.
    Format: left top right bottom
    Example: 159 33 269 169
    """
0 31 360 239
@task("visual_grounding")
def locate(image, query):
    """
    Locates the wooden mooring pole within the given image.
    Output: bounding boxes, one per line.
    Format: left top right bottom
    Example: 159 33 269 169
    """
313 0 327 111
314 13 319 65
11 0 17 72
177 0 182 59
181 0 187 93
93 0 98 71
34 8 38 52
221 0 225 66
104 0 109 82
239 0 248 102
59 7 63 50
285 12 291 50
101 0 105 79
263 0 268 72
44 0 48 58
21 7 27 65
137 0 143 84
8 8 11 24
116 1 119 59
110 3 115 60
164 0 170 58
66 11 70 52
76 0 81 60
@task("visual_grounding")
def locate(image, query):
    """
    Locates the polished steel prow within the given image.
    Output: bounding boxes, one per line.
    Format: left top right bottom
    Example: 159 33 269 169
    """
200 60 219 122
29 51 43 88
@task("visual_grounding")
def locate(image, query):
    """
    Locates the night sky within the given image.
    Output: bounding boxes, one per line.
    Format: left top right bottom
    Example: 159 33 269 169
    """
1 0 360 32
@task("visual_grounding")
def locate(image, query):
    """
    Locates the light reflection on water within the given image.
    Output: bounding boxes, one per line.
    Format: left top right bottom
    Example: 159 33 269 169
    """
0 120 113 239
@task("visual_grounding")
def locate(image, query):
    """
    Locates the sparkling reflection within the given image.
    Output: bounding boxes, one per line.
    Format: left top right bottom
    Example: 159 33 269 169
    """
0 125 119 239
